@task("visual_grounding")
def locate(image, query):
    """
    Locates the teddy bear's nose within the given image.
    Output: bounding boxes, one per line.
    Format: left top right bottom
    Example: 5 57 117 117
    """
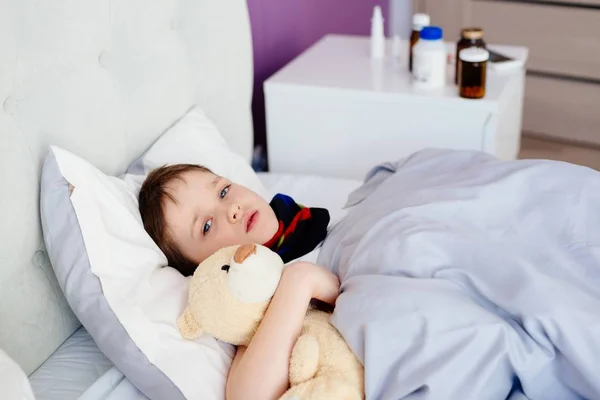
221 264 230 273
234 243 257 263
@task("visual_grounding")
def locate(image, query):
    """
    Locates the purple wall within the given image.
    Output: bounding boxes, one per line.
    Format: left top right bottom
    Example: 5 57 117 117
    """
247 0 389 169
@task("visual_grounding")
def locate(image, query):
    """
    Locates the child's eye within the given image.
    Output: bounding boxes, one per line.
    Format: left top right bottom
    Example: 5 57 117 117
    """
220 185 230 199
203 219 212 235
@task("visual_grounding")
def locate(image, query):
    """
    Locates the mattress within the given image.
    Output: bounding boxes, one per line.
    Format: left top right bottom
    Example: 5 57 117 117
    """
28 172 362 400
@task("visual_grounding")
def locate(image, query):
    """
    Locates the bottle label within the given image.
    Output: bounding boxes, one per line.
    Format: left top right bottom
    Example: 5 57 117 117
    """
413 50 446 88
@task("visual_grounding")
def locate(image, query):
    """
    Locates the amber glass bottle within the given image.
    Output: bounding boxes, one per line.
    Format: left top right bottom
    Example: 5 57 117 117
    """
455 27 486 84
409 13 430 72
459 47 489 99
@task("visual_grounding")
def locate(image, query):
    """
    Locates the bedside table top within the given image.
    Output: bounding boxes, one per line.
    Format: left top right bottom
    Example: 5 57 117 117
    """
265 34 529 109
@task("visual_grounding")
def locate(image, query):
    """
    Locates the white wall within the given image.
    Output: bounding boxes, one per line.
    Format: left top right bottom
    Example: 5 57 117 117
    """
388 0 413 39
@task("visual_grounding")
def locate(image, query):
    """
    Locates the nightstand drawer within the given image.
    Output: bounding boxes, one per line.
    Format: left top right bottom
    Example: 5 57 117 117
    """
472 1 600 80
523 75 600 144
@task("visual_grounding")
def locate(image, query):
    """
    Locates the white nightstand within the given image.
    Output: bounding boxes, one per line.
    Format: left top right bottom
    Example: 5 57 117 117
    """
264 34 529 180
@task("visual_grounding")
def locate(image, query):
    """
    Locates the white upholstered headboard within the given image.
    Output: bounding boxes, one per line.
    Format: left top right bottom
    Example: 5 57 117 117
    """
0 0 254 374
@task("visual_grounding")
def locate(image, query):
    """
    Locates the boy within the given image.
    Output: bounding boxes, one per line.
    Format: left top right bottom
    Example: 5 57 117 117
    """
138 164 340 400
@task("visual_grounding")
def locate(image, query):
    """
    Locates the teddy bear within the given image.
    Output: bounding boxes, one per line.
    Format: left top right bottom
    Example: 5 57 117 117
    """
177 243 364 400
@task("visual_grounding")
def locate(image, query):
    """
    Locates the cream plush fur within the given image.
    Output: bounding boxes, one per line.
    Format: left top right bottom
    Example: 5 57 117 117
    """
178 244 365 400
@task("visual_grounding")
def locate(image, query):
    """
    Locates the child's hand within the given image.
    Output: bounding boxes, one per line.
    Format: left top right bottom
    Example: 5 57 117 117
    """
284 261 340 305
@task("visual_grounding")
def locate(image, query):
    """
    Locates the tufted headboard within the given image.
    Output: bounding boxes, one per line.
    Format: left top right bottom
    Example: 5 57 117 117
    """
0 0 254 374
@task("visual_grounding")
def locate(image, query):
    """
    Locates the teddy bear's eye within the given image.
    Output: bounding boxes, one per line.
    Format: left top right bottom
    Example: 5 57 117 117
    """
221 265 230 273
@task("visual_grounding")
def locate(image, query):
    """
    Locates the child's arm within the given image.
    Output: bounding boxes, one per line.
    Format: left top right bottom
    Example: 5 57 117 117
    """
225 261 340 400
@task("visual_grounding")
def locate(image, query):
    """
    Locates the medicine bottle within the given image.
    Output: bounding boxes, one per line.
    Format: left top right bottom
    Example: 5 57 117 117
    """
409 13 430 72
458 47 489 99
412 26 446 89
455 27 486 84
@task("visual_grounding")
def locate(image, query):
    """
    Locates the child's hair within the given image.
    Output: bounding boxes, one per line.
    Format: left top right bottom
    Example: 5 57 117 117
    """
138 164 212 276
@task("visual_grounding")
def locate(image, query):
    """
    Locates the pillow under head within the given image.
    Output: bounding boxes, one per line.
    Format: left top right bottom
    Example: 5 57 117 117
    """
40 106 267 399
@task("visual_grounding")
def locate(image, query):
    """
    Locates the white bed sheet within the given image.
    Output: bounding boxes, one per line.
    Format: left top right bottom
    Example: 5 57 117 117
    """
28 172 361 400
29 327 113 400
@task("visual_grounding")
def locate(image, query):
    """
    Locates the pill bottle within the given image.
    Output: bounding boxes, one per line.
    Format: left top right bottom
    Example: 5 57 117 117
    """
412 26 446 89
409 13 430 72
455 27 486 84
458 47 489 99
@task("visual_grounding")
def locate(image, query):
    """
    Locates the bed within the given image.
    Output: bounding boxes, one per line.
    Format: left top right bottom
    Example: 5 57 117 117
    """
5 2 600 400
0 0 365 399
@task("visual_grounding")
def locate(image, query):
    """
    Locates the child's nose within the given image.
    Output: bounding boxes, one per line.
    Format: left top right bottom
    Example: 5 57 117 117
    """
228 204 243 224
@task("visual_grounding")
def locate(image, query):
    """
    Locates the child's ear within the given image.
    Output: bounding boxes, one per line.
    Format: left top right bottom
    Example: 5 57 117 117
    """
177 307 203 340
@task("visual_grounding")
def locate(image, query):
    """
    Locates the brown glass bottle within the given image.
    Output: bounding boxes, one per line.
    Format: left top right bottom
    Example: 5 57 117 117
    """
459 47 489 99
455 27 486 84
409 14 430 72
409 30 419 72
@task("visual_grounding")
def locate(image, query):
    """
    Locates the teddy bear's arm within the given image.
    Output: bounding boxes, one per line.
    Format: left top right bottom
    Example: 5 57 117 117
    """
280 376 363 400
177 307 203 340
289 334 320 386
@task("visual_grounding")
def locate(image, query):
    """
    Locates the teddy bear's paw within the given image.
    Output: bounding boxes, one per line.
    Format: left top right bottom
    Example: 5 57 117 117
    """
177 308 203 340
289 334 320 385
280 376 363 400
279 396 301 400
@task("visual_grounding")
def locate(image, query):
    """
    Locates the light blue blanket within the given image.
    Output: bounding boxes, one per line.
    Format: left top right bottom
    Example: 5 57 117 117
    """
317 149 600 400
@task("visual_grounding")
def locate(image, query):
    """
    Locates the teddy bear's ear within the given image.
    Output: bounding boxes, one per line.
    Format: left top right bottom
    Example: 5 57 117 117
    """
177 307 203 340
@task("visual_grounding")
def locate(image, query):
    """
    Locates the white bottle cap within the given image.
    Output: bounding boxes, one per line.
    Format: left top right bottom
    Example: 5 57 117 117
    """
459 47 489 63
412 13 430 30
372 5 383 22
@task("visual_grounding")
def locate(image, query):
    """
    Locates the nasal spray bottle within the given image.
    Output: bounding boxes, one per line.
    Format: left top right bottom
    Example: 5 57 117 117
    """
370 6 385 59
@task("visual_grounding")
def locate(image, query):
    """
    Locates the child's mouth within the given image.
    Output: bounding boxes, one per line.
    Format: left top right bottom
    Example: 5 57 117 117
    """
246 211 258 232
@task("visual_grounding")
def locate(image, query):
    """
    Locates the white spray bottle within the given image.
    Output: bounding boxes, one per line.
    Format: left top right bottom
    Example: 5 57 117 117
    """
370 5 385 59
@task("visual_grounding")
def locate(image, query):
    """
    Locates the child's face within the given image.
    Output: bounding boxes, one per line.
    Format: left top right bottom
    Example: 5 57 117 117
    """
163 170 279 265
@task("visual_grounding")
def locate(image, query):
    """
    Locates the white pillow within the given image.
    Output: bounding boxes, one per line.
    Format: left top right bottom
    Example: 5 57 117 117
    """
41 107 267 399
125 106 267 198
